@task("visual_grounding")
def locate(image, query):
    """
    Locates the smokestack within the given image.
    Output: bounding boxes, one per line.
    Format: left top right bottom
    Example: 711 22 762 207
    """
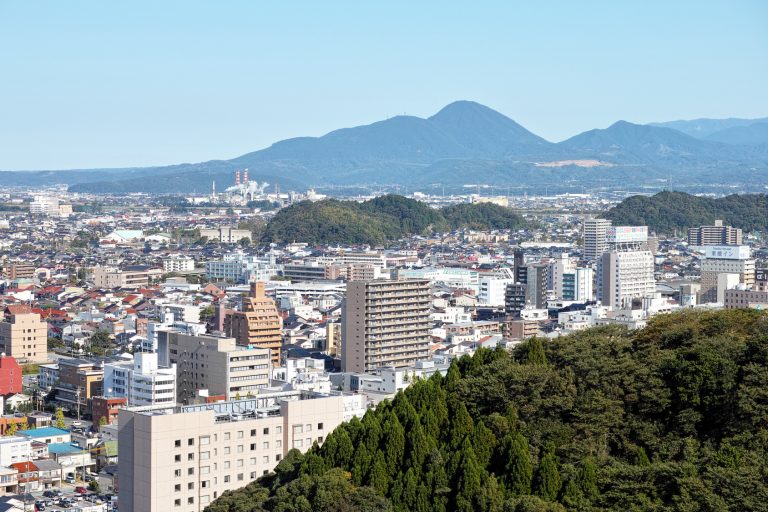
243 169 249 183
235 170 241 186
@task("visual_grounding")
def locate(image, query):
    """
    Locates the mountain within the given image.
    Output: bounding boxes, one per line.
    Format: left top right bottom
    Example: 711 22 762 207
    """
705 121 768 146
649 117 768 138
2 102 768 195
602 190 768 233
206 309 768 512
559 120 747 165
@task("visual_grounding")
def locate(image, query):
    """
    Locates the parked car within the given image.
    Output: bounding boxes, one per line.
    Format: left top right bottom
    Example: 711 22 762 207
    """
75 486 88 494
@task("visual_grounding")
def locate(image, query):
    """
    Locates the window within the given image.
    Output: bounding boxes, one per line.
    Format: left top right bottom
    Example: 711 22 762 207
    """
224 447 231 455
174 440 181 448
238 473 244 481
276 426 282 434
263 428 269 435
305 424 312 432
174 499 181 507
318 436 324 443
263 455 269 463
237 445 244 453
237 459 244 467
224 475 230 483
174 484 181 492
188 468 194 475
263 442 269 449
200 436 210 445
200 451 210 460
188 482 194 490
174 454 181 462
201 466 210 474
250 429 257 437
317 423 324 430
188 438 194 446
250 471 257 479
188 497 194 505
276 453 282 461
202 480 209 488
250 443 256 451
188 453 194 461
174 469 181 477
237 431 244 439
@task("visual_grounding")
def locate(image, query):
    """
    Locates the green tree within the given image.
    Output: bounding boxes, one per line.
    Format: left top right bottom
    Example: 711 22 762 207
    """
504 432 533 496
523 337 548 365
536 444 562 502
454 437 482 512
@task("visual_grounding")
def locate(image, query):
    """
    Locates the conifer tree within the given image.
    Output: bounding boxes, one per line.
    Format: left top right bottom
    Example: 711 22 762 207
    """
454 437 482 512
523 337 548 365
382 412 405 477
368 450 390 495
580 457 599 501
504 432 533 495
536 444 562 501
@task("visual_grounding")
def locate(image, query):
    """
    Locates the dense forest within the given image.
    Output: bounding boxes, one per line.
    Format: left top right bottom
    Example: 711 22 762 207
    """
603 191 768 234
260 195 527 245
206 309 768 512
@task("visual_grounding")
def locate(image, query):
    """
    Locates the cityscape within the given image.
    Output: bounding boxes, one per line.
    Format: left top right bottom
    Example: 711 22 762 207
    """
1 2 767 512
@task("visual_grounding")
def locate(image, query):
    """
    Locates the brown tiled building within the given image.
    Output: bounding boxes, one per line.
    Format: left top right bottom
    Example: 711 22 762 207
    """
225 282 283 365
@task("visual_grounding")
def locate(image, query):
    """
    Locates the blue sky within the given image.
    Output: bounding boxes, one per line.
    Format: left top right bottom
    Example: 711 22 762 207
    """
1 1 766 170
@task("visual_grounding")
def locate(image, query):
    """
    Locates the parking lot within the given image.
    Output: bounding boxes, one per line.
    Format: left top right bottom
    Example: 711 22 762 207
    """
23 485 116 511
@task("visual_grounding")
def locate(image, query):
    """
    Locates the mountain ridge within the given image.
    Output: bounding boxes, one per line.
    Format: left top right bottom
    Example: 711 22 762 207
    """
2 102 767 194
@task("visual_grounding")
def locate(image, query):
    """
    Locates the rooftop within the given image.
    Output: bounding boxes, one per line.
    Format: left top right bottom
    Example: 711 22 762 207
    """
47 442 85 455
18 427 70 439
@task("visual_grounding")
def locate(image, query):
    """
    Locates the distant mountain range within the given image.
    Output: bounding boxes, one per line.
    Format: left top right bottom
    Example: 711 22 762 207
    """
2 101 767 195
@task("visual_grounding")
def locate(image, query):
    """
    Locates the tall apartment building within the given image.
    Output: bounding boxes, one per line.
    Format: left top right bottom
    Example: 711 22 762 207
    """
583 218 612 260
118 391 366 512
525 264 550 309
699 245 755 304
0 305 48 363
513 249 527 284
560 267 594 302
504 283 527 319
598 249 656 308
164 332 271 404
688 220 742 246
103 352 177 406
342 279 431 373
225 282 283 365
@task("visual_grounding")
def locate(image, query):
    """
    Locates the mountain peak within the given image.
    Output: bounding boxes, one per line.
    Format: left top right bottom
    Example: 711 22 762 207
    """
429 100 497 119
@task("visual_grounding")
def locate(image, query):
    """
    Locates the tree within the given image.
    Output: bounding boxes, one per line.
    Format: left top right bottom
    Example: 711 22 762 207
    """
55 408 66 429
88 330 112 357
523 337 548 365
536 444 562 502
454 437 482 512
504 432 533 496
88 480 100 493
579 457 599 501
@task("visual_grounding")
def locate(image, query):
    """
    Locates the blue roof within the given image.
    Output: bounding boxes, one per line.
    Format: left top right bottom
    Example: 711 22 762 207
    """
18 427 70 439
47 443 85 455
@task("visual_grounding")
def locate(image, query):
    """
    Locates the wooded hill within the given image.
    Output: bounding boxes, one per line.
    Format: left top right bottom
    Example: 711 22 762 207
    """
602 191 768 234
260 194 527 245
206 309 768 512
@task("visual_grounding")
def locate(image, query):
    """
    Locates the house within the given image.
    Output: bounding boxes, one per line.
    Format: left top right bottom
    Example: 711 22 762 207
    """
17 426 71 445
0 467 18 496
33 458 62 490
9 461 38 493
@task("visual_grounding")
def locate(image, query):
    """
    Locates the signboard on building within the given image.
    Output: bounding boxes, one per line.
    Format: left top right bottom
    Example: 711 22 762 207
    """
704 245 751 260
606 225 648 243
756 268 767 282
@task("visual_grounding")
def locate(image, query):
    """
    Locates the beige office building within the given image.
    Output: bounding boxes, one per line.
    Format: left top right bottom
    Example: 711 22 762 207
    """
118 391 366 512
342 279 431 373
164 332 271 404
583 218 612 260
0 306 48 363
700 260 755 303
598 250 656 308
92 265 162 289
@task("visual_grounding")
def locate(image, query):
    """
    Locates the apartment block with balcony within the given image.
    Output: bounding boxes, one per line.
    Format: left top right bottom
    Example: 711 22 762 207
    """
103 352 177 406
225 282 283 366
0 305 48 364
54 358 103 414
688 220 742 246
342 279 431 373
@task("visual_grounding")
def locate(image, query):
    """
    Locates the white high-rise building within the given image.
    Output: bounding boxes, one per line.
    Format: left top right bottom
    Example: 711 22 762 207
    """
699 245 755 304
103 352 177 407
598 249 655 308
583 218 612 260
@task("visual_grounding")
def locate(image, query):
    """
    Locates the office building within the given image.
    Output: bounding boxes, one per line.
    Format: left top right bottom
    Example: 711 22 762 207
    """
118 391 366 512
165 332 271 404
688 220 742 246
724 288 768 310
583 218 612 260
103 352 177 406
0 305 48 363
478 276 515 307
699 245 755 304
200 227 252 244
342 279 431 373
513 249 527 284
54 358 104 414
91 265 161 289
598 249 656 308
225 282 283 365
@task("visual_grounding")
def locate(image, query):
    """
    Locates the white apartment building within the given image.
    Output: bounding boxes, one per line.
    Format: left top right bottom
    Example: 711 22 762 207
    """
118 391 366 512
583 218 612 260
163 256 195 273
478 276 515 307
598 249 656 308
0 437 32 467
103 352 177 407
